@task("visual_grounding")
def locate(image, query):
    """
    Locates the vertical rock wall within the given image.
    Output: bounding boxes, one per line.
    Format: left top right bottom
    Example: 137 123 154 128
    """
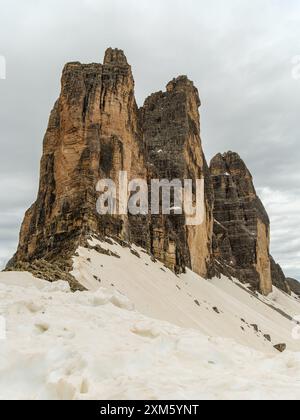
141 76 214 277
10 49 149 266
7 48 290 295
210 152 280 295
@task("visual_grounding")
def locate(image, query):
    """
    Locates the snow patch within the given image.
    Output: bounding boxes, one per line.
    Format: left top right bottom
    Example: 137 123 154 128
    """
72 237 300 354
0 271 300 399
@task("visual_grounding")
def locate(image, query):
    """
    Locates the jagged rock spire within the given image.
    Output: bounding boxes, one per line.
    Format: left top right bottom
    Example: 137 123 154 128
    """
104 48 128 66
7 48 214 282
210 151 290 295
6 49 289 296
7 48 147 275
141 75 214 277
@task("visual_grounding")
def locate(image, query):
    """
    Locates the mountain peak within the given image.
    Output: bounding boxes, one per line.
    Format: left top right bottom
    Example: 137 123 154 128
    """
103 48 128 66
166 75 201 106
6 48 290 297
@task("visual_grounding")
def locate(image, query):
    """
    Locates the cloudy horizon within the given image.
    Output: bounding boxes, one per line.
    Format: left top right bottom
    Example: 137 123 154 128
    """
0 0 299 278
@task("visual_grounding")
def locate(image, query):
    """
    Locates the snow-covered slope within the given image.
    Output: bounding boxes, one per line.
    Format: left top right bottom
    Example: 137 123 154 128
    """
1 237 300 400
72 237 300 353
1 272 300 400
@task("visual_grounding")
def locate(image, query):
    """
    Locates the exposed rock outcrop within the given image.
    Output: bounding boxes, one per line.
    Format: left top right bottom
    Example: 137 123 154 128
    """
270 257 290 294
210 152 291 295
141 76 214 277
7 49 213 282
6 48 290 296
286 278 300 297
274 343 287 353
7 49 149 281
210 152 273 295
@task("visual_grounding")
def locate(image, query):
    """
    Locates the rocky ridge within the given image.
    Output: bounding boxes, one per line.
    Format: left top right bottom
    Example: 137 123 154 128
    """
6 48 293 296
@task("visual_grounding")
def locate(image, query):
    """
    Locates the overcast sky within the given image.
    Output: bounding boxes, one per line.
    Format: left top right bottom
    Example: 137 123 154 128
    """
0 0 299 278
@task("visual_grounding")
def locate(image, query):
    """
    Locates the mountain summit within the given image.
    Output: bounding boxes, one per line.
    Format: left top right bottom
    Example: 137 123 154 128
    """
6 48 293 296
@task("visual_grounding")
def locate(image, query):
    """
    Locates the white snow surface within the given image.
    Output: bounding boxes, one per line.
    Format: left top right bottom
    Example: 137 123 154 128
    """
0 238 300 400
72 238 300 353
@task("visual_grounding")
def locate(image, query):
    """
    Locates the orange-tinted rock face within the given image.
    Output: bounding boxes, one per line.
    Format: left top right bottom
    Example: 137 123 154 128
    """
11 49 149 265
9 50 213 278
7 49 289 296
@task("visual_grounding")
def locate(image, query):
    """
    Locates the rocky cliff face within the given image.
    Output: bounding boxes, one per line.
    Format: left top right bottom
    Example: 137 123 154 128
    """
141 76 214 277
210 152 290 295
286 278 300 297
7 49 213 281
6 48 290 296
7 49 149 285
270 257 291 294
